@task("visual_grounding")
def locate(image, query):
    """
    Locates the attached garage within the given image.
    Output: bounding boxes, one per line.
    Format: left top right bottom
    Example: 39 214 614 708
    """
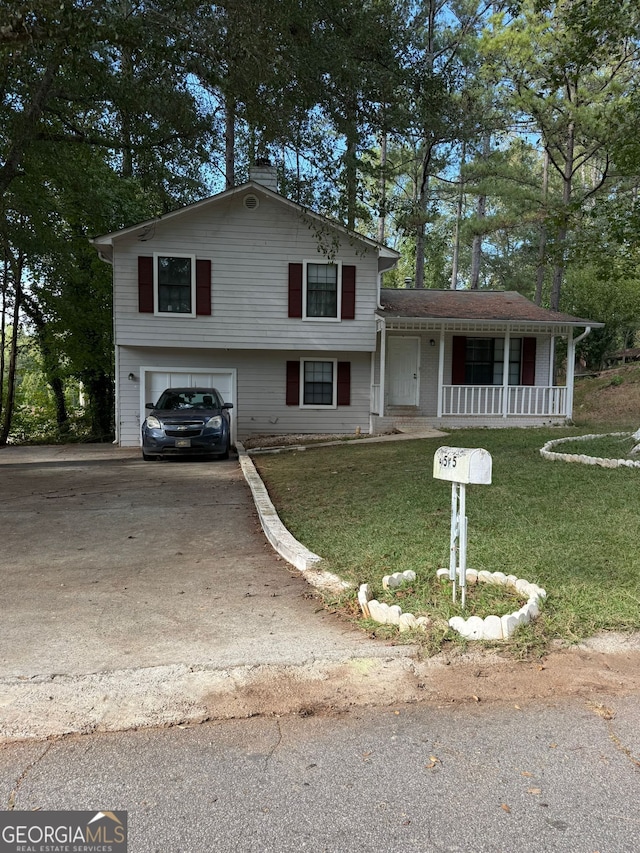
140 367 237 445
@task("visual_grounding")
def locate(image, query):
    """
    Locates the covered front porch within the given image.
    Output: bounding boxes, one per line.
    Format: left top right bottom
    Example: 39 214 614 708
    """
370 315 591 431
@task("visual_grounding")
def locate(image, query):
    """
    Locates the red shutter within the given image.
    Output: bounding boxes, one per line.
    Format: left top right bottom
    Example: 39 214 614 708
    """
195 259 211 315
288 263 303 318
337 361 351 405
452 336 466 385
286 360 300 405
341 265 356 320
138 256 154 313
521 337 536 385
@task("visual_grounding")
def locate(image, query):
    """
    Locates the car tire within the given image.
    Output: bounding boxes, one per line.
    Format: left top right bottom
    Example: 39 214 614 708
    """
142 451 156 461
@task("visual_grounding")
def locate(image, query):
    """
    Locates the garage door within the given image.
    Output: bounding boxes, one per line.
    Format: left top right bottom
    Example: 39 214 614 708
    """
141 367 237 444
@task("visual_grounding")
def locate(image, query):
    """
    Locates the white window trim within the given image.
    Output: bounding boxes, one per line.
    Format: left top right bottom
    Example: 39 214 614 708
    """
300 358 338 409
153 252 196 318
302 260 342 322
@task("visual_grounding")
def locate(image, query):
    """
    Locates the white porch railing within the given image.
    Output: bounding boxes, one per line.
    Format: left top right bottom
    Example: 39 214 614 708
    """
442 385 567 417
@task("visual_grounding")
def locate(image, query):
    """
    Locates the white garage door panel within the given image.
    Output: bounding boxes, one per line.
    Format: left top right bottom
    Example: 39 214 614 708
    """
141 367 237 444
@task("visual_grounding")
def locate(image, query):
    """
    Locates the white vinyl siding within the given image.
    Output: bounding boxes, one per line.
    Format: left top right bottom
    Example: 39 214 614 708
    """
112 194 378 352
117 346 371 446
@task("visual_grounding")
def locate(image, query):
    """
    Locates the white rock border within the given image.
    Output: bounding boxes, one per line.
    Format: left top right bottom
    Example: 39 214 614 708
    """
358 570 546 640
540 433 640 469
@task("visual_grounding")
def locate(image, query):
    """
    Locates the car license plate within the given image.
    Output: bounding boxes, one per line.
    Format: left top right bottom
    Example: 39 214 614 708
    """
175 438 191 448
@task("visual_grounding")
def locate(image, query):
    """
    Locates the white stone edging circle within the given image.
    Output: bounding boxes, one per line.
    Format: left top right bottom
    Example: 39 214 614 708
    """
540 433 640 469
358 570 546 641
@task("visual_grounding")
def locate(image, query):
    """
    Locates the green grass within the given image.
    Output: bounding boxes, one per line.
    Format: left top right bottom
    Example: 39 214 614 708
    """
552 432 638 460
254 426 640 655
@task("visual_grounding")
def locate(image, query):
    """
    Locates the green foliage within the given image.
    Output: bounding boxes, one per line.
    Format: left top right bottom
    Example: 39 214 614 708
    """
2 0 640 441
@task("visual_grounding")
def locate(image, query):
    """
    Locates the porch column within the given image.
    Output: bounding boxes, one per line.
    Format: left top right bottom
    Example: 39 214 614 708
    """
566 330 576 420
437 328 445 418
379 319 387 417
502 330 510 418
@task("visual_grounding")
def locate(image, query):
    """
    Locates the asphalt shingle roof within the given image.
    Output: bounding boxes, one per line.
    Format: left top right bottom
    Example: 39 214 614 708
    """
378 289 597 325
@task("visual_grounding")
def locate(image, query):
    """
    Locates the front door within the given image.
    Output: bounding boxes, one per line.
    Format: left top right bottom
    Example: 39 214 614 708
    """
386 336 420 406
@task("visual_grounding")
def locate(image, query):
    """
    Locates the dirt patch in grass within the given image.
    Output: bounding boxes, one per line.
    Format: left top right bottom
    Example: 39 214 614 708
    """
573 364 640 428
242 432 398 450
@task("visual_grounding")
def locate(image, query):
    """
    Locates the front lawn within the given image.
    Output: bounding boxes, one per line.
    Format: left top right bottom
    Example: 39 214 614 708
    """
253 427 640 653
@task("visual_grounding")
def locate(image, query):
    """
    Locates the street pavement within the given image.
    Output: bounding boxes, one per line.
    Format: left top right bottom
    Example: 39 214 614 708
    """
1 444 640 852
2 695 639 852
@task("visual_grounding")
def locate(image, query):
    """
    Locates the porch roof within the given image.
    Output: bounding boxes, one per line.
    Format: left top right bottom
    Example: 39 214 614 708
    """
377 289 601 327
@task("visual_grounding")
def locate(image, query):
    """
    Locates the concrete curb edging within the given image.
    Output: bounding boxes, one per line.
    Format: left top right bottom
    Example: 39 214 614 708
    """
540 433 640 469
236 443 350 594
438 570 546 640
358 570 546 641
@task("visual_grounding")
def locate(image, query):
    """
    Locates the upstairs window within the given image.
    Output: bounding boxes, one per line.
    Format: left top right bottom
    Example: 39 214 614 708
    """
138 255 211 315
156 254 195 316
288 262 355 320
305 263 339 318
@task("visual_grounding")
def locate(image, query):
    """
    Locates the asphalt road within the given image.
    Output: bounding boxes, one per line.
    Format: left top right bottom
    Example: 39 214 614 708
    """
2 695 639 853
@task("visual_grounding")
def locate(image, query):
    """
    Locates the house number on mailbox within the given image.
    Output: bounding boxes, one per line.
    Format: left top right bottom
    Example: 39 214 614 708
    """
433 447 493 607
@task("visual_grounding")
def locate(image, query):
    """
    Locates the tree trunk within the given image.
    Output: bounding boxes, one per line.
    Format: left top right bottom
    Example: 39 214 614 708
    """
535 149 550 306
0 255 7 423
450 143 466 290
550 117 575 312
84 372 114 440
225 95 235 189
377 131 387 245
0 263 22 445
415 0 436 290
22 297 69 434
344 103 358 231
415 141 434 289
470 135 490 290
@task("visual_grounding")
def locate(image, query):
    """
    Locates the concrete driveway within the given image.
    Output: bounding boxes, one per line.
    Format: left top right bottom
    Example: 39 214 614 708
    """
0 444 414 741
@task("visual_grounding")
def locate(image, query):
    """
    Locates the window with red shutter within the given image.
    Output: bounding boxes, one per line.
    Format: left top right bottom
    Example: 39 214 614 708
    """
452 336 467 384
521 337 536 385
341 266 356 319
452 336 533 385
288 264 303 318
139 254 211 317
286 361 300 405
195 259 211 316
138 256 154 313
337 361 351 405
289 262 356 320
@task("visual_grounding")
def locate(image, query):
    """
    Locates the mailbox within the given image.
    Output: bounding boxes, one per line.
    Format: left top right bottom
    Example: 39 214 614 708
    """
433 446 492 485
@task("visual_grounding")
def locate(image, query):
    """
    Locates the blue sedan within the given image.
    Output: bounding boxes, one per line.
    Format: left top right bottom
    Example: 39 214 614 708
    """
141 387 233 461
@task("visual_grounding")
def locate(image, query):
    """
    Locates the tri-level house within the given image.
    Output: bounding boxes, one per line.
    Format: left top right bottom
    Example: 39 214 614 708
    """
91 165 601 446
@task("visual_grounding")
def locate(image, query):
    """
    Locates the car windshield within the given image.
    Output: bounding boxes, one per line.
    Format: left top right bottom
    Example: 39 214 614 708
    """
155 390 220 410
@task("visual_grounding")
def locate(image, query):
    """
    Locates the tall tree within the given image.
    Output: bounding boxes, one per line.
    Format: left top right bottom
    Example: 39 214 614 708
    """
483 0 640 308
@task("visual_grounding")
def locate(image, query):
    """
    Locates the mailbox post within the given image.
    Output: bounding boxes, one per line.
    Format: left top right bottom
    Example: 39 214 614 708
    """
433 447 492 607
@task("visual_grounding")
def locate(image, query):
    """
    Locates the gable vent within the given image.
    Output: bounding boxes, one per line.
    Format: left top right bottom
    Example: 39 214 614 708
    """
243 194 259 210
